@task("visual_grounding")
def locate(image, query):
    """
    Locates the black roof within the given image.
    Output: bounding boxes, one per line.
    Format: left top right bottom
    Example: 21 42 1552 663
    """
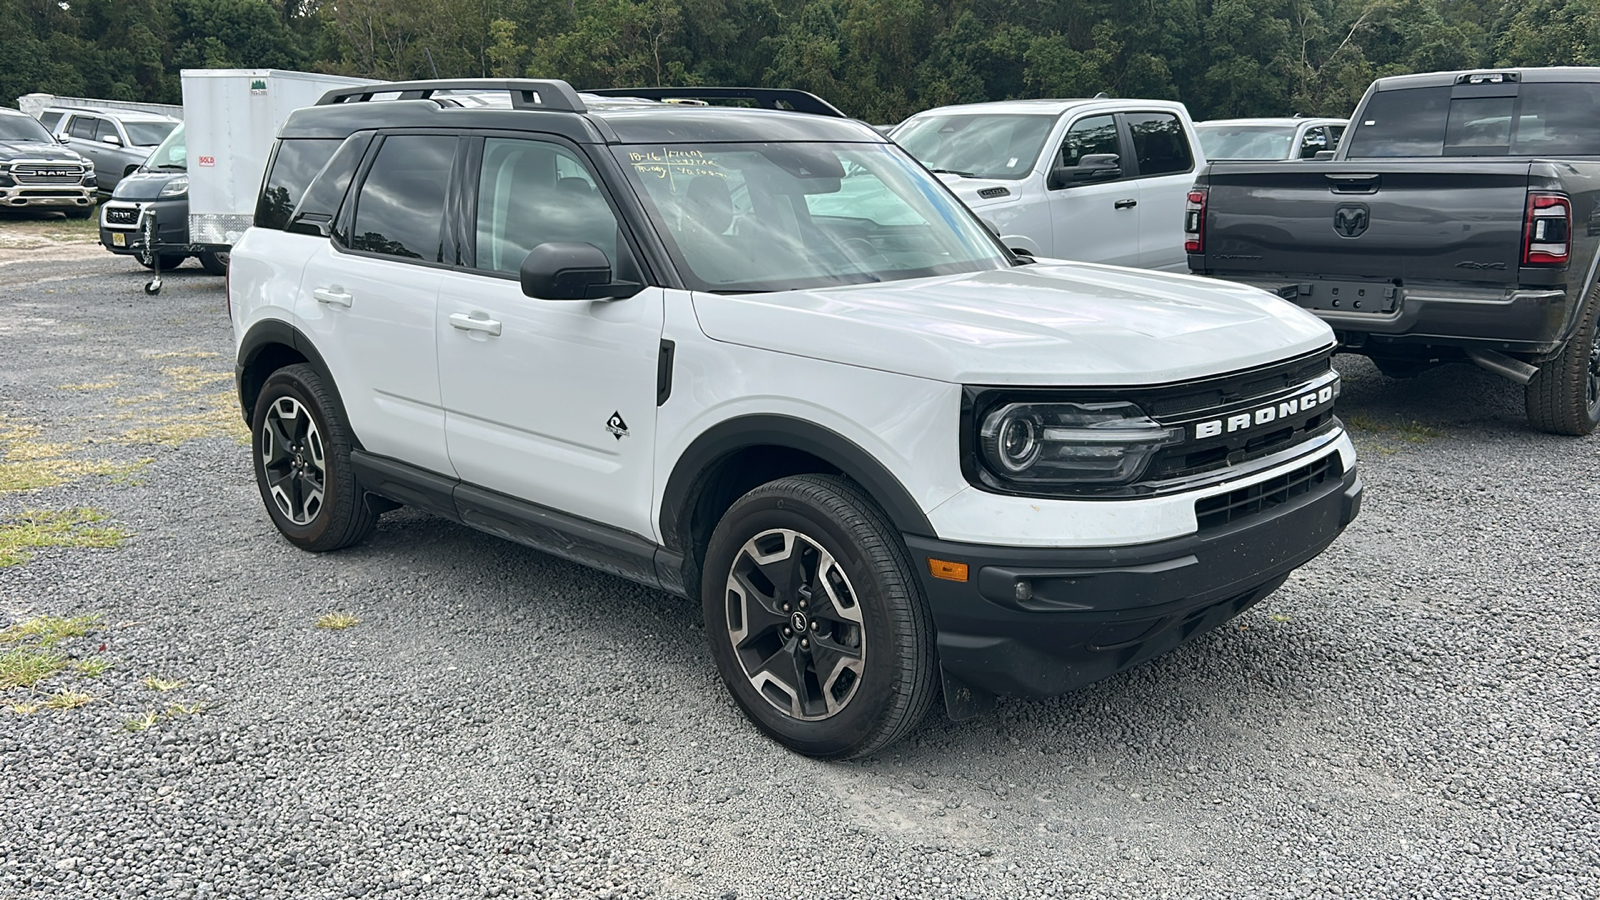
1373 66 1600 91
278 79 884 145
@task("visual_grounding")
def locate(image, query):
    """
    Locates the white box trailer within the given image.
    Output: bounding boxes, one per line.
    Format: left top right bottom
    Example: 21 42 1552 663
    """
180 69 376 248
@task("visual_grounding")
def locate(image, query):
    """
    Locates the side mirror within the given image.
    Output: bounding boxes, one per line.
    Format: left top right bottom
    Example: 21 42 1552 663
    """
101 134 123 147
54 134 68 145
1047 153 1120 189
520 242 642 301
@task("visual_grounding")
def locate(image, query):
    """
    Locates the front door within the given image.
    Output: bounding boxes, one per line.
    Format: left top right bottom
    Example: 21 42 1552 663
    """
437 136 664 540
1046 113 1141 266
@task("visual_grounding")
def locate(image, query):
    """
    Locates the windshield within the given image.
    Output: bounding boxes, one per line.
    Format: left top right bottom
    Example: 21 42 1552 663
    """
616 142 1010 293
142 123 186 170
1347 82 1600 157
0 115 53 144
1196 125 1296 160
892 114 1057 180
124 121 177 147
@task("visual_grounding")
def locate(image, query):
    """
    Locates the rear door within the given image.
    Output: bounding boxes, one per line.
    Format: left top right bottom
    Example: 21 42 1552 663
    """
1046 113 1141 266
1124 110 1196 270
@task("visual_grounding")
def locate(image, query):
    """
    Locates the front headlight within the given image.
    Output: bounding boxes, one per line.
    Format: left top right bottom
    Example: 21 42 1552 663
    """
978 401 1181 485
158 175 188 198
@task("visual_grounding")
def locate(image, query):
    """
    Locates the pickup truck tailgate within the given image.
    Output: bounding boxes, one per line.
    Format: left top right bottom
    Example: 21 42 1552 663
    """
1200 160 1534 288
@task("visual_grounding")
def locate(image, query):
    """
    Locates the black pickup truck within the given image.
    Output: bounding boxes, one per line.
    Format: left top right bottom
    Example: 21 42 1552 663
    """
1187 67 1600 435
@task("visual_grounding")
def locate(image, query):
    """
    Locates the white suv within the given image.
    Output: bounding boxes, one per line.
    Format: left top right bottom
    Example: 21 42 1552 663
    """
229 80 1362 758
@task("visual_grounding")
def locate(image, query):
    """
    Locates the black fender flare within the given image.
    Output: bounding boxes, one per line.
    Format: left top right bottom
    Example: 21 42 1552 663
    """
235 319 354 444
658 414 936 552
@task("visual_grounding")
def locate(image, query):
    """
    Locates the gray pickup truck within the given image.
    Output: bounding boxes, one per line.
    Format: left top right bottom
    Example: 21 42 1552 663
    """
1188 67 1600 435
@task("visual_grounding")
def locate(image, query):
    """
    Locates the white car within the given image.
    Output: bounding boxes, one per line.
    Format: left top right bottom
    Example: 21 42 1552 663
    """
891 98 1206 270
229 79 1362 758
1195 117 1349 161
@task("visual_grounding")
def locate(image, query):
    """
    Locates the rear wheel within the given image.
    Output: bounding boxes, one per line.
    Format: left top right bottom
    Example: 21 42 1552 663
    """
251 364 377 552
701 474 938 759
1525 294 1600 435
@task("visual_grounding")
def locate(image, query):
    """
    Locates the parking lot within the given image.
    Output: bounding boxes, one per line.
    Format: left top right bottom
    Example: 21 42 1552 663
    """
0 249 1595 899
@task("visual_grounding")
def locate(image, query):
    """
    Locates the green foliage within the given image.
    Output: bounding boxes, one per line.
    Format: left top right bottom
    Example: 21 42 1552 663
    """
0 0 1586 123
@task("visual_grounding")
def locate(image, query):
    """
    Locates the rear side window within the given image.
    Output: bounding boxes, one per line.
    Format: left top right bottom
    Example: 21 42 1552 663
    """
346 135 456 261
68 116 96 139
284 134 373 236
1125 112 1192 176
255 138 342 230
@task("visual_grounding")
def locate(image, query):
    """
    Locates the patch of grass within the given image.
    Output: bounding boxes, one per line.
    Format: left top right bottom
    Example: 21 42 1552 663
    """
0 414 130 493
141 675 182 692
161 365 233 393
0 613 103 647
1343 413 1448 454
145 350 222 361
123 710 160 732
116 390 249 447
0 508 128 567
316 612 360 631
0 647 67 689
107 458 155 486
73 658 111 677
0 213 99 245
44 690 95 710
8 701 43 714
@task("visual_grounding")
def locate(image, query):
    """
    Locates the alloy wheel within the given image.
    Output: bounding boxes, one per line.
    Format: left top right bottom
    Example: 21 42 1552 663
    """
260 396 326 525
723 528 867 720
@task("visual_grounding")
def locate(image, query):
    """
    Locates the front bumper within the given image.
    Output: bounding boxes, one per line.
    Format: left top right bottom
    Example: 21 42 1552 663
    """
909 455 1362 701
0 184 95 210
99 198 189 255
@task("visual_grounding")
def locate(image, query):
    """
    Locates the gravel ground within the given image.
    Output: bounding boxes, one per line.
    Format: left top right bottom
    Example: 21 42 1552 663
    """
1 253 1595 900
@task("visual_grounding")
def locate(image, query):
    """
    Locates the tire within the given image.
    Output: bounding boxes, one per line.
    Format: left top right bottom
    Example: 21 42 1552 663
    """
136 254 187 271
251 363 377 552
1525 291 1600 435
198 250 228 276
701 474 938 759
64 207 94 220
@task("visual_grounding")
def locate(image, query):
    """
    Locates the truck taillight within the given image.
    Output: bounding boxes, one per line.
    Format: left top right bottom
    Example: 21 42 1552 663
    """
1184 189 1206 254
1524 192 1571 266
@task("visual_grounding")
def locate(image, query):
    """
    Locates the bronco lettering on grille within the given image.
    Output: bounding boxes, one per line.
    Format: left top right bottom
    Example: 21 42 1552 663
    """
1193 384 1336 440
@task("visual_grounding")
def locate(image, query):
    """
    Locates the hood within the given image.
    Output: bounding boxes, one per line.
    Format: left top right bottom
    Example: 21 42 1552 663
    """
691 262 1334 386
113 169 184 201
935 172 1023 208
0 140 85 164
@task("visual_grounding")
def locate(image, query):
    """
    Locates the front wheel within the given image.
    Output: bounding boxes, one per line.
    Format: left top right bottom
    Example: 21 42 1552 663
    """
701 474 938 759
1525 293 1600 435
251 364 377 552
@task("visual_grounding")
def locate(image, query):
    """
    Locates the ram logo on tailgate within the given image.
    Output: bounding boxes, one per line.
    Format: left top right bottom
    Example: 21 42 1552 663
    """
1334 204 1370 238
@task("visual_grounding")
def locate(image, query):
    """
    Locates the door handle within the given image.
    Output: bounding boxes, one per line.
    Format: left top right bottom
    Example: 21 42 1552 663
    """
312 287 352 308
1114 198 1138 210
449 312 503 337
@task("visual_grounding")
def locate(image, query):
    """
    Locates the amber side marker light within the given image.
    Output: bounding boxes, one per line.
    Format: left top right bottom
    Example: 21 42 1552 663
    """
928 559 970 582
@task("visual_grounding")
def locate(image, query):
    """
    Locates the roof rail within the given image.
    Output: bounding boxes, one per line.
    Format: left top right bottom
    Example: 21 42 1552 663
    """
586 87 846 118
317 79 587 113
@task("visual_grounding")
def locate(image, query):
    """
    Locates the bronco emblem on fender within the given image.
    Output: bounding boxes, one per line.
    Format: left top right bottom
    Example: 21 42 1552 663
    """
1334 204 1370 238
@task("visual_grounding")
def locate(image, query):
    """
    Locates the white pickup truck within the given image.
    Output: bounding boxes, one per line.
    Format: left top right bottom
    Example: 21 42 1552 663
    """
892 98 1205 270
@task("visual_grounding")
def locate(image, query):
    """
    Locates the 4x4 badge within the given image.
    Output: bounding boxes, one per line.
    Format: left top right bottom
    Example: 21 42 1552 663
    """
606 412 629 440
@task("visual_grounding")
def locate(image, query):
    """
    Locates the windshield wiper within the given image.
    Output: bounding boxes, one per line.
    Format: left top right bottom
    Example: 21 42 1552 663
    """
928 168 979 178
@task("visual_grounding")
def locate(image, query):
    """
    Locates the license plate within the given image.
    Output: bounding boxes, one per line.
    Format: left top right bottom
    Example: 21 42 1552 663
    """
112 232 125 247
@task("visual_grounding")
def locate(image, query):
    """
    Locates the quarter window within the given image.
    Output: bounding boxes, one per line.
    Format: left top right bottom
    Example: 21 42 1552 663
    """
255 137 343 231
347 135 456 262
1061 115 1119 170
1125 112 1193 176
473 138 618 275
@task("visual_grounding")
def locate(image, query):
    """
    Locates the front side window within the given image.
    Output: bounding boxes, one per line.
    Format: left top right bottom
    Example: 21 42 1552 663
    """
93 119 120 143
616 141 1008 293
1298 127 1330 158
1125 112 1193 176
255 137 342 231
473 138 619 275
346 134 456 261
1061 115 1119 169
893 114 1057 180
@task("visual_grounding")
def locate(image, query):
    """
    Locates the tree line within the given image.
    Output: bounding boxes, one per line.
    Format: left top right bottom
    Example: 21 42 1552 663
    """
3 0 1597 124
